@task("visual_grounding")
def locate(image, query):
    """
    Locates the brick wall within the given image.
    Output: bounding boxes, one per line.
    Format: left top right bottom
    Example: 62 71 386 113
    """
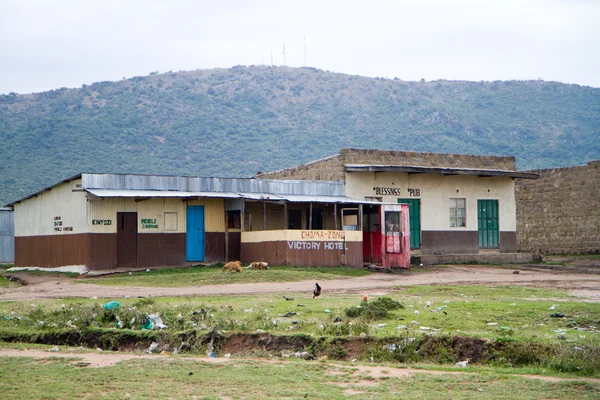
516 161 600 255
258 148 517 181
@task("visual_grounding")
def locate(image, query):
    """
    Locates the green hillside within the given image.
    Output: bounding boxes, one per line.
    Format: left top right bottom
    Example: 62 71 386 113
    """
1 66 599 205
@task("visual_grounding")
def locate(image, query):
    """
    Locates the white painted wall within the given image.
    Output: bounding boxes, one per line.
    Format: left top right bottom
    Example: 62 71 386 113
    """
345 172 516 231
14 179 88 237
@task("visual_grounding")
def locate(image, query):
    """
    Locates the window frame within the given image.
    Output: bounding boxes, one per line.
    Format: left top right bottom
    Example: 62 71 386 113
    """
449 198 466 228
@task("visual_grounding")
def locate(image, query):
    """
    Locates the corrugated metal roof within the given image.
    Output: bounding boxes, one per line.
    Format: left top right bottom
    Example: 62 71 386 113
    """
86 189 376 204
86 189 242 199
81 173 344 196
345 164 539 179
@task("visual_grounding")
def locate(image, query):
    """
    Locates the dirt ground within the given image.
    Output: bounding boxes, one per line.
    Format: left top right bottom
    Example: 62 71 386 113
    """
1 264 599 301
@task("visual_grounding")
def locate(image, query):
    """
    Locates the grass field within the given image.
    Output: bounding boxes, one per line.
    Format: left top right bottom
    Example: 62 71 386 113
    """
74 265 372 287
1 286 598 357
0 352 598 400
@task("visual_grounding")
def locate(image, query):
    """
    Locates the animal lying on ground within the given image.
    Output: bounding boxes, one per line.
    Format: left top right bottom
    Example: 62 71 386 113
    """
313 282 322 298
248 261 269 270
222 261 243 273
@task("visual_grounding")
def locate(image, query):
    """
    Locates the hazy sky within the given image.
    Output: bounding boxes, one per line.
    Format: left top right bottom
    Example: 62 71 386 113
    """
1 0 599 94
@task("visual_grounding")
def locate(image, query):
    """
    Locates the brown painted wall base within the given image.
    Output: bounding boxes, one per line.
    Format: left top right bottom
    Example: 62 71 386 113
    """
88 233 117 270
15 234 89 268
421 230 517 255
138 233 186 268
421 231 479 255
17 233 189 271
241 241 363 267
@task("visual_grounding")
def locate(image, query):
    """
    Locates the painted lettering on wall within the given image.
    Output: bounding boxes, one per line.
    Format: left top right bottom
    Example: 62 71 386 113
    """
373 187 403 196
53 216 73 232
141 218 159 229
407 188 420 197
92 219 112 225
373 187 421 197
287 241 349 251
301 230 345 240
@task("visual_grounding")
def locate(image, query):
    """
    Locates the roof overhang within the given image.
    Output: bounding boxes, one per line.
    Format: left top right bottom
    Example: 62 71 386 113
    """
86 189 381 205
345 165 539 179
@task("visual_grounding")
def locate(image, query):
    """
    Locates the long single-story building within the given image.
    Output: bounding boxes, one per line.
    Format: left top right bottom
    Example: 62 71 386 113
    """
258 149 539 257
8 173 409 271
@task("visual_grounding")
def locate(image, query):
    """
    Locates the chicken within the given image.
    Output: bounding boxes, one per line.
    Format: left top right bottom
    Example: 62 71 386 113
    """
313 282 321 298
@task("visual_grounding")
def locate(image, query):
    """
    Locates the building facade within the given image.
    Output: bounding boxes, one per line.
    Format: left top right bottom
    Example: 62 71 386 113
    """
259 149 538 255
9 173 408 271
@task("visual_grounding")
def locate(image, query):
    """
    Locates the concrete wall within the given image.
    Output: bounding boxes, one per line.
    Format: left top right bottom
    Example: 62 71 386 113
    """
345 171 516 231
258 148 517 181
516 161 600 255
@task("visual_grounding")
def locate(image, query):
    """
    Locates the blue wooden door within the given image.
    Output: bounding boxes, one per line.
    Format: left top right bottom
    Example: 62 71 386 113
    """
186 205 205 261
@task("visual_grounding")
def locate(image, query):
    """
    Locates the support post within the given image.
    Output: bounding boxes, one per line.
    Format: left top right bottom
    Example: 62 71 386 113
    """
263 200 267 230
284 202 288 229
309 202 313 230
334 203 338 230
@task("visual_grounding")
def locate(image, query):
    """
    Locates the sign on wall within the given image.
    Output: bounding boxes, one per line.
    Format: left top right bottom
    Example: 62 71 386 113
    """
373 187 421 197
53 216 73 232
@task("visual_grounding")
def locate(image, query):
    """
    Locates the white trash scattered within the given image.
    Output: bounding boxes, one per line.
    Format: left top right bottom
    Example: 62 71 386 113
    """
147 342 159 354
413 310 420 315
455 360 469 368
148 313 168 329
48 346 60 352
486 322 498 326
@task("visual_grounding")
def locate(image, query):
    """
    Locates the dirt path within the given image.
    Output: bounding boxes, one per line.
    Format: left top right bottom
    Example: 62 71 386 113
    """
1 266 599 301
1 348 598 384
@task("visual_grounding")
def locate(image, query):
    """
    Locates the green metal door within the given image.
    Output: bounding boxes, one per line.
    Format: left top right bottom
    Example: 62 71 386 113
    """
398 198 420 249
478 200 499 248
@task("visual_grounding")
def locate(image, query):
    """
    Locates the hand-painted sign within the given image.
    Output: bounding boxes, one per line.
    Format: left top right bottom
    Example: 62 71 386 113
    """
301 230 345 240
92 219 112 225
287 241 348 250
141 218 159 229
373 187 421 197
53 216 73 232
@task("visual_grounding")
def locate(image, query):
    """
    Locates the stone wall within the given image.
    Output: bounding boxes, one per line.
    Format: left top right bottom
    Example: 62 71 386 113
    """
258 148 517 181
516 161 600 255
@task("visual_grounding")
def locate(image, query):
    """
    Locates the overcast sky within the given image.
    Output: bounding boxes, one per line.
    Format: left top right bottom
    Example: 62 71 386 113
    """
1 0 599 94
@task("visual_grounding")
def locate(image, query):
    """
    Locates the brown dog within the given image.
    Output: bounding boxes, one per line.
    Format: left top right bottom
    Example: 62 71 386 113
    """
222 261 243 273
248 261 269 270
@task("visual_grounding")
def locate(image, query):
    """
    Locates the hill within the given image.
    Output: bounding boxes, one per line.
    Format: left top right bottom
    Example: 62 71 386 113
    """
1 66 599 205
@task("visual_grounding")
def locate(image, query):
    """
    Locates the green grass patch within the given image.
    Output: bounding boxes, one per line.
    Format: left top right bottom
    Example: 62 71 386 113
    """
0 354 597 399
74 264 371 287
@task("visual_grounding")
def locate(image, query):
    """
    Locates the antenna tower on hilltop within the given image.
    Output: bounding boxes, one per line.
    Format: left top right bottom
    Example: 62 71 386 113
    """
282 44 286 66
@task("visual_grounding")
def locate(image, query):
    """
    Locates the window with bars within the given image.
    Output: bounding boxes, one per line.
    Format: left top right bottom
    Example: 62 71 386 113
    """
450 198 466 227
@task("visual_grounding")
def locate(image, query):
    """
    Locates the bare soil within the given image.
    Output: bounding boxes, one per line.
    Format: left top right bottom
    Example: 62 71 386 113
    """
1 265 599 301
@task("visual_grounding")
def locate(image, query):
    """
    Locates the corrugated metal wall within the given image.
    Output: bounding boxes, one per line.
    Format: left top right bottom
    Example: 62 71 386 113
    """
0 209 14 263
